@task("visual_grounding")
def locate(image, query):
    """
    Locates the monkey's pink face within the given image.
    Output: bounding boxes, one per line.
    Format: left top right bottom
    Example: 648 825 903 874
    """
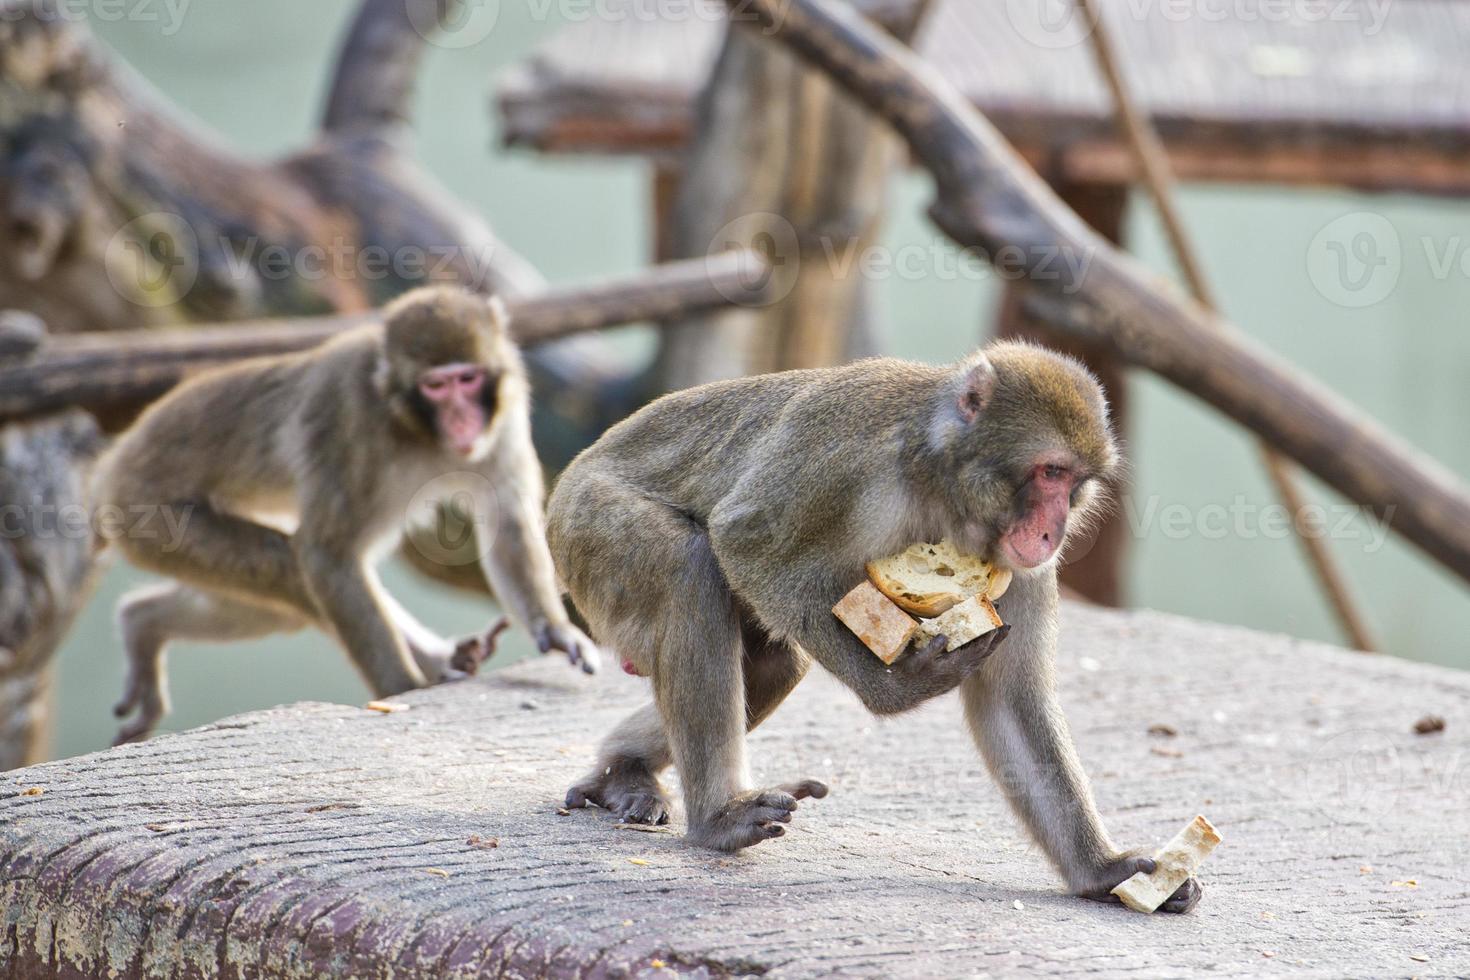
1000 457 1082 570
419 362 492 457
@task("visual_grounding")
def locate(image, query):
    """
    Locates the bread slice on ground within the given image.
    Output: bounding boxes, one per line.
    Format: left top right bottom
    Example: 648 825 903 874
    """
831 581 919 664
913 595 1004 652
1111 815 1223 913
866 540 1011 616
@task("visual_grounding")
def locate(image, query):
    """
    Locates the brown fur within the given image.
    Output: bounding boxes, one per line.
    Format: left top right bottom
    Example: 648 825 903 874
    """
548 342 1200 911
94 285 596 743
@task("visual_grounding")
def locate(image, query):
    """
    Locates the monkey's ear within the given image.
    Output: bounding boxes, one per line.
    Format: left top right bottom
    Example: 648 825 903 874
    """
485 295 510 334
956 355 996 423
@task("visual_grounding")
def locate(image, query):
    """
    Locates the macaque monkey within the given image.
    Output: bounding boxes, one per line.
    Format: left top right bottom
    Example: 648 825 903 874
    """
549 343 1200 912
95 286 599 743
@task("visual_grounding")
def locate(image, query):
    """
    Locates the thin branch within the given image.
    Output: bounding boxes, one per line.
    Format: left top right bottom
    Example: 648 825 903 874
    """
722 0 1470 589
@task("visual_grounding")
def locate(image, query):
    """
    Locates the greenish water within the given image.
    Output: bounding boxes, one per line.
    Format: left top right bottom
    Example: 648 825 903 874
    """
42 1 1470 761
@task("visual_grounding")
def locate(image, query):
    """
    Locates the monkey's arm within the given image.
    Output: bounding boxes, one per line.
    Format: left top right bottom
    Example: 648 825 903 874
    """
713 519 996 714
295 537 428 696
787 579 1000 715
960 570 1200 910
477 424 600 674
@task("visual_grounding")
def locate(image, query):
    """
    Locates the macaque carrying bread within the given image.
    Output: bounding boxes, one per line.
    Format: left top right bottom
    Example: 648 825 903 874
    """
836 540 1008 661
1111 815 1222 913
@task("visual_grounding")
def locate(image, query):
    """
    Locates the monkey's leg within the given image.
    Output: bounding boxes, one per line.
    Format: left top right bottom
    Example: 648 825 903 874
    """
961 571 1201 913
566 626 810 826
114 584 307 744
741 620 812 730
294 548 427 697
114 502 314 618
655 535 826 851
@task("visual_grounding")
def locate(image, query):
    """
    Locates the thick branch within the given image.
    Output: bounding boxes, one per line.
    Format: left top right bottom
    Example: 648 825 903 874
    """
728 0 1470 586
0 250 770 425
322 0 455 134
1075 0 1376 651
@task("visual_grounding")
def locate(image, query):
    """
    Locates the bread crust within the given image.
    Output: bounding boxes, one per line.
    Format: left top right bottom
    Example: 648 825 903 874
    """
866 541 1010 616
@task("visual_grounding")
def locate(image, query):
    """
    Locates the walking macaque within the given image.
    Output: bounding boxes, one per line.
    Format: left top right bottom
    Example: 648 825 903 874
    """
96 286 599 743
550 343 1200 912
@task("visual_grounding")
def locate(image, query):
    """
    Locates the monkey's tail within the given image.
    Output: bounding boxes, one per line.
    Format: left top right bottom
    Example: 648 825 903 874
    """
320 0 459 137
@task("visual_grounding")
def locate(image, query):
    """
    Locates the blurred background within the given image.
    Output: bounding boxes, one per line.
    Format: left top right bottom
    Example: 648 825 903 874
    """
17 0 1470 760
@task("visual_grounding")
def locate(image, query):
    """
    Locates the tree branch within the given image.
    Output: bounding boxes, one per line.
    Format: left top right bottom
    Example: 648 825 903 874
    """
725 0 1470 587
1074 0 1377 651
0 249 770 425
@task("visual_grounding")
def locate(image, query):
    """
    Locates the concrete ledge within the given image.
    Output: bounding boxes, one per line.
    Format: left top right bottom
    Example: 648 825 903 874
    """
2 605 1466 978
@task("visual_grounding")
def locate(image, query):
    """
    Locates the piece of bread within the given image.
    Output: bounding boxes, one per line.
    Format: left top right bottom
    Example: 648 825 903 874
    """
1111 815 1223 913
831 581 918 664
866 540 1011 617
913 595 1003 652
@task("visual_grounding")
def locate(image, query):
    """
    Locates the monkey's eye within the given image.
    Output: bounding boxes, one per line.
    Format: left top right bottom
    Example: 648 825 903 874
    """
458 370 479 385
1043 464 1066 481
423 377 448 394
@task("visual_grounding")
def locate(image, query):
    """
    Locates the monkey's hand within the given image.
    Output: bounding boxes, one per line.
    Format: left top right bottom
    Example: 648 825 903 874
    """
533 619 601 675
1074 850 1203 914
898 625 1011 689
565 758 671 825
447 617 512 676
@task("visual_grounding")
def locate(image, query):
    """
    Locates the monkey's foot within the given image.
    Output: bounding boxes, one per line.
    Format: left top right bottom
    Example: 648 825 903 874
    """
449 617 511 676
1074 851 1203 914
565 760 671 825
112 682 166 746
688 780 829 852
